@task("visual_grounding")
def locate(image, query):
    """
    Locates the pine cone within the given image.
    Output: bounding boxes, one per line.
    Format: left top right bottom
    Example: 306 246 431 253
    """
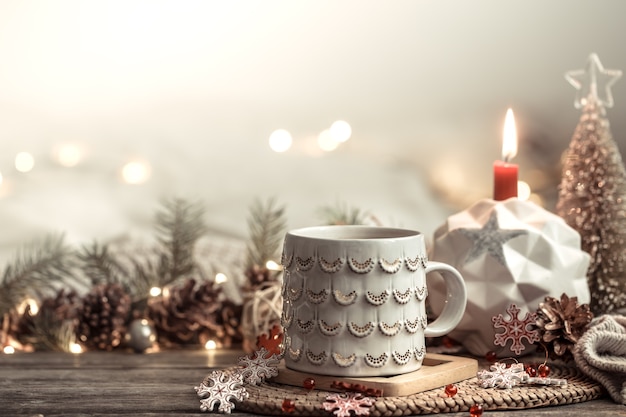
535 293 593 357
76 283 131 351
148 278 224 346
214 299 244 348
244 264 275 292
9 289 79 347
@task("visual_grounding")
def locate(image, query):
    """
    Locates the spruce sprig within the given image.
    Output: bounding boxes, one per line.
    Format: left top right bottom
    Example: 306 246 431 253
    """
317 201 368 226
154 198 207 286
245 198 287 268
78 242 129 287
0 234 77 318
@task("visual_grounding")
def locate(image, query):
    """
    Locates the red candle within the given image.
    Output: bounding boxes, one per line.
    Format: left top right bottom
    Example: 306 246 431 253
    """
493 108 518 201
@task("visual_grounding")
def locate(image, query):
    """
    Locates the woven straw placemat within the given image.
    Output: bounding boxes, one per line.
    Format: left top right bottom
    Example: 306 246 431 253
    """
235 361 605 416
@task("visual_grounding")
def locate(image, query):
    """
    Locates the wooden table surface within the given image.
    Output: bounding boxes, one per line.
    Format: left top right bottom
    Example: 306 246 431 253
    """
0 350 623 417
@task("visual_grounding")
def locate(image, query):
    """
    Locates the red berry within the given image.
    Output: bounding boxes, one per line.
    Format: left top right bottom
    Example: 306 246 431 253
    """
281 398 296 413
442 336 457 348
444 384 458 397
538 363 550 378
303 377 315 390
485 351 498 363
469 404 484 417
525 365 537 377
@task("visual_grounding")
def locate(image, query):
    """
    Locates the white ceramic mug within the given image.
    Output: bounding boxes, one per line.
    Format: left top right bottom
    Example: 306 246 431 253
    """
281 225 466 377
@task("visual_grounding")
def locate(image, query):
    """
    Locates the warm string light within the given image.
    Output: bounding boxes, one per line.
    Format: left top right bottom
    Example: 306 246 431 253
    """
149 287 162 297
3 345 15 354
269 120 352 154
204 340 217 350
69 342 83 354
265 260 281 271
214 273 228 284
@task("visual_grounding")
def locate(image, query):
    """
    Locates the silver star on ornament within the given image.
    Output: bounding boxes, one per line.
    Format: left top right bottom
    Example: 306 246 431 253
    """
459 211 526 266
565 53 622 109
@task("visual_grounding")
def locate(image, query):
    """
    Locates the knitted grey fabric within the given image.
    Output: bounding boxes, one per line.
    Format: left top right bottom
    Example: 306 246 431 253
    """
573 314 626 405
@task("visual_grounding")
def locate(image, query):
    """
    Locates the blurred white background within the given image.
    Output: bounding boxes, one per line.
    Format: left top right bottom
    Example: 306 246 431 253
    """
0 0 625 262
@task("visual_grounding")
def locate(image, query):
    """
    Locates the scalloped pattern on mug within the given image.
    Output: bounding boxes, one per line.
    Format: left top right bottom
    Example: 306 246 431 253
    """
296 318 315 334
347 257 375 274
404 317 421 334
379 257 402 274
332 352 357 368
281 308 294 329
287 345 302 362
306 349 328 366
379 320 402 336
415 346 426 360
347 321 375 338
281 250 293 269
365 290 390 306
287 280 303 302
296 256 315 271
415 285 428 301
419 317 428 330
364 352 389 368
318 319 342 336
306 288 328 304
319 257 344 273
392 349 413 365
405 255 422 272
333 289 357 306
393 288 412 304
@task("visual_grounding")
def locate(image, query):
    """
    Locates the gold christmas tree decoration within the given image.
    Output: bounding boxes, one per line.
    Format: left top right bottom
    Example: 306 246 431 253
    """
557 53 626 315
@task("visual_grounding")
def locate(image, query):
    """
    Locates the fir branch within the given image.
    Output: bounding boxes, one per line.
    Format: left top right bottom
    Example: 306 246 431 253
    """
0 234 77 318
78 242 129 287
317 201 369 226
245 198 287 268
154 198 207 287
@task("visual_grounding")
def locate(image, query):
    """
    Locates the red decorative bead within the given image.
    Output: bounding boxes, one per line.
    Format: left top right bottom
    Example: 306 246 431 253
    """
444 384 458 397
303 377 316 390
485 351 498 363
281 398 296 413
525 365 537 377
442 336 457 348
469 404 484 417
537 363 550 378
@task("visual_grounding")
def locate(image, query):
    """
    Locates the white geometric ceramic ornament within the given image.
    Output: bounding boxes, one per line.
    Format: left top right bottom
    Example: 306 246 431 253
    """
428 198 591 356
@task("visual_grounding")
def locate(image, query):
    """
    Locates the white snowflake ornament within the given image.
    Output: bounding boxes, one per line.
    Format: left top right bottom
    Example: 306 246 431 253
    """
322 392 375 417
477 362 526 389
238 346 280 385
429 199 590 356
195 370 249 414
492 303 540 355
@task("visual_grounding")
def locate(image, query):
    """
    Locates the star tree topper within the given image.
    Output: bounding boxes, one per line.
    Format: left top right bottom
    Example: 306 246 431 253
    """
565 53 622 109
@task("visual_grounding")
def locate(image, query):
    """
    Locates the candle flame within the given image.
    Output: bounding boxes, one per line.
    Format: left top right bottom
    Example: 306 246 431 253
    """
502 108 518 162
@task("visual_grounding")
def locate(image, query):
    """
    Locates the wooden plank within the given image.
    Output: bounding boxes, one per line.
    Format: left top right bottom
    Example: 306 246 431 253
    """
271 353 478 396
0 351 624 417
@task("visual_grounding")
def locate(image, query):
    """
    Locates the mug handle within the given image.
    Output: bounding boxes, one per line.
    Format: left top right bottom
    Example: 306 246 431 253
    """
423 261 467 338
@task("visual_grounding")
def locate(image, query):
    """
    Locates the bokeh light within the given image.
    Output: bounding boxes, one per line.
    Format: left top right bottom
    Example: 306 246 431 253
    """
57 144 83 167
15 152 35 173
317 129 339 152
329 120 352 143
269 129 292 152
215 272 228 283
518 180 531 201
149 287 162 297
205 340 217 350
121 161 151 184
